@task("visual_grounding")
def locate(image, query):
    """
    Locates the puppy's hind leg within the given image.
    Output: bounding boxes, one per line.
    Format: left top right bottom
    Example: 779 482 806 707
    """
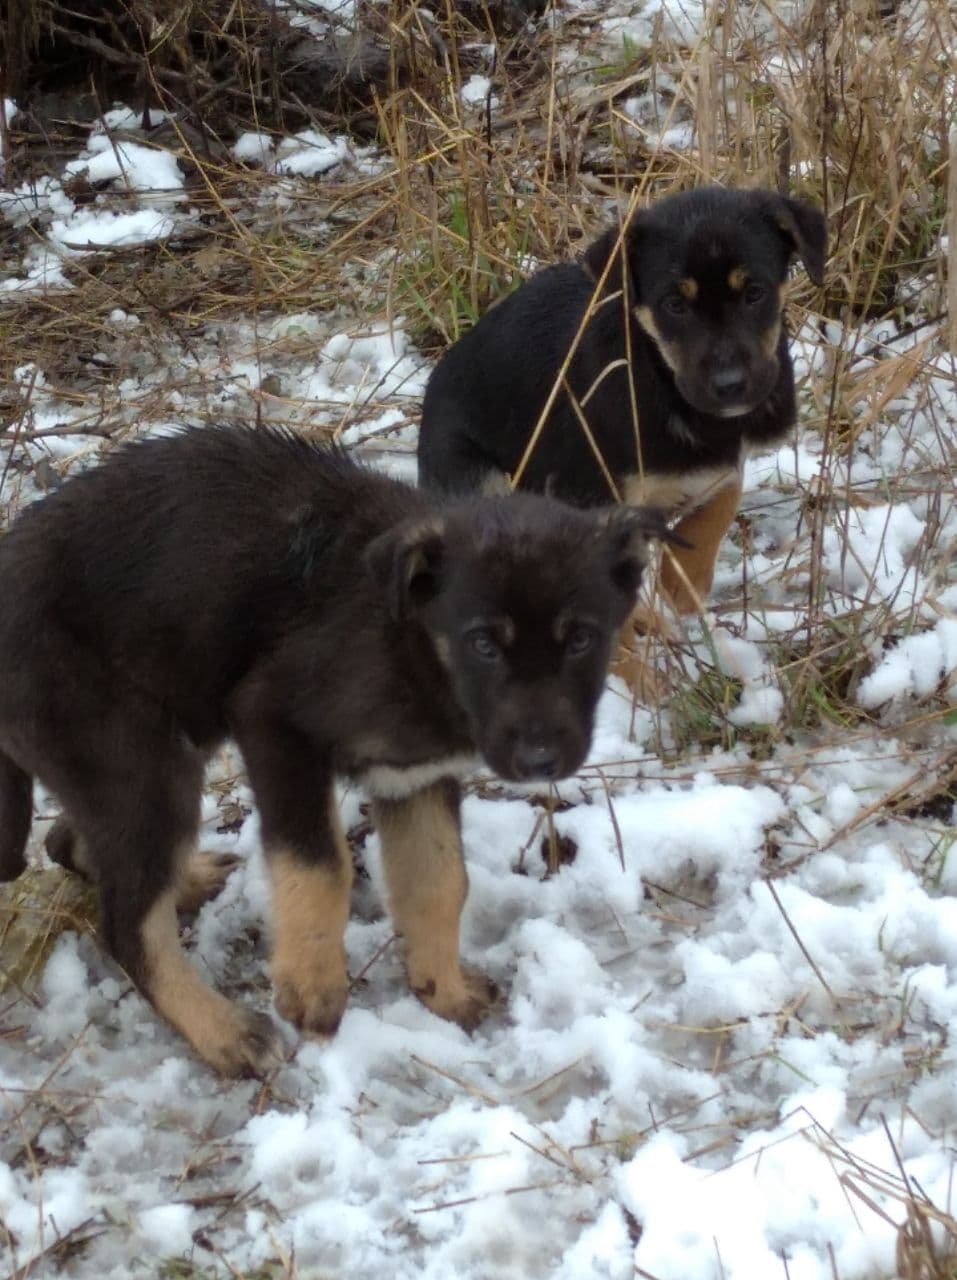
51 735 280 1077
372 779 497 1031
97 768 279 1077
0 749 32 881
45 814 94 877
46 815 240 914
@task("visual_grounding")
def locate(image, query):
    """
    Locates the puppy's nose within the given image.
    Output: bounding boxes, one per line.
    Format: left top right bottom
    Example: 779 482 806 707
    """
512 740 562 781
710 365 749 401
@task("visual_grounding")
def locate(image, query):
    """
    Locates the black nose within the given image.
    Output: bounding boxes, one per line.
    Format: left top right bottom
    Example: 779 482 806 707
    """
512 740 562 781
709 365 749 401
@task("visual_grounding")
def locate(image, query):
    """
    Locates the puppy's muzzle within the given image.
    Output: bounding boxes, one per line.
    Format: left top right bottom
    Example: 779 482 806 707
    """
681 353 778 418
511 737 563 782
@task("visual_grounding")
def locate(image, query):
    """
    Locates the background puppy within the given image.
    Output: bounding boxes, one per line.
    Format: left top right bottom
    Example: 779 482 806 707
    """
0 425 664 1075
418 185 826 614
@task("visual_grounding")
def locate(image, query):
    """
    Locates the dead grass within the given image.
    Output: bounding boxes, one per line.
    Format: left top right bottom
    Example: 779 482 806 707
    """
0 867 97 998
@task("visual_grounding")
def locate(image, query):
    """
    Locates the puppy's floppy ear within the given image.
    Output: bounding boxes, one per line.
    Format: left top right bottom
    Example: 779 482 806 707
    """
600 505 688 596
764 194 827 286
365 517 446 620
581 209 645 304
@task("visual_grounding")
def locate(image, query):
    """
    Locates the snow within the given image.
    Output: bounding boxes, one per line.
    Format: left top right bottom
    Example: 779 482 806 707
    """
277 130 351 176
2 10 957 1280
64 139 184 198
232 128 353 176
0 174 76 227
5 707 955 1277
233 129 276 165
0 245 70 293
49 208 179 251
95 107 172 133
857 618 957 707
461 75 500 111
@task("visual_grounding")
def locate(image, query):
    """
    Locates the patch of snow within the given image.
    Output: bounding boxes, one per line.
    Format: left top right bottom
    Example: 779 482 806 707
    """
0 176 76 227
65 140 184 199
0 245 70 292
94 107 172 133
461 75 500 111
48 208 179 251
857 617 957 707
274 130 351 177
233 130 276 166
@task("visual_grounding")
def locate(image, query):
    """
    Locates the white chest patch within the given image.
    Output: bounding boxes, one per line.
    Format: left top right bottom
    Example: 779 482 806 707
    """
623 463 741 518
358 753 481 800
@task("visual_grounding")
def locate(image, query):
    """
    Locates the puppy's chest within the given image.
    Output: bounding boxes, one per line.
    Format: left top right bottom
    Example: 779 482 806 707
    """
624 462 740 519
340 721 478 801
350 752 480 800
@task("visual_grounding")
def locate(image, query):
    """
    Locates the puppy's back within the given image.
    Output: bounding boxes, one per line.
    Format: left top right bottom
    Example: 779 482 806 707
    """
2 426 415 604
0 427 425 740
419 264 603 495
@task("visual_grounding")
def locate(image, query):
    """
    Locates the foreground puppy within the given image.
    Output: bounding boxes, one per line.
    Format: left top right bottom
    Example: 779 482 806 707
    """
418 185 826 613
0 425 664 1075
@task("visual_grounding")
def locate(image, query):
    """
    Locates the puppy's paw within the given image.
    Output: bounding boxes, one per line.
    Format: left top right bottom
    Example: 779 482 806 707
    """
414 966 500 1032
178 999 282 1078
176 850 242 913
273 967 349 1038
629 601 679 643
214 1007 284 1078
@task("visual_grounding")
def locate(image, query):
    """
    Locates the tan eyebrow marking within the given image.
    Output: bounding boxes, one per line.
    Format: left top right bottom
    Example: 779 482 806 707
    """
727 266 747 292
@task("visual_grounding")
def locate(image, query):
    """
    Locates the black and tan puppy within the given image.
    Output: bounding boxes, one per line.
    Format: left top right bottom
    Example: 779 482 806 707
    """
0 425 665 1075
418 185 826 614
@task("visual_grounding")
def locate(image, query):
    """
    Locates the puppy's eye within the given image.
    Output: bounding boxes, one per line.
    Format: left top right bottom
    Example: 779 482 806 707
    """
565 625 597 657
468 630 502 661
662 295 690 318
743 282 768 306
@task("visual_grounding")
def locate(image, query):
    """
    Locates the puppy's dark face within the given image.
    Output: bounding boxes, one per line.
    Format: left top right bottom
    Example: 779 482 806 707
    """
585 187 826 420
368 497 660 782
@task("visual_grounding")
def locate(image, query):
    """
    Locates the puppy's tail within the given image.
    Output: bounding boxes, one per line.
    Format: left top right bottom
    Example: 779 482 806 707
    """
0 749 32 881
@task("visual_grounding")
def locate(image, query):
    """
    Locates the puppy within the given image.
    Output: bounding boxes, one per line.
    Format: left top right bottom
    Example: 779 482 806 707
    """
418 185 826 614
0 424 665 1075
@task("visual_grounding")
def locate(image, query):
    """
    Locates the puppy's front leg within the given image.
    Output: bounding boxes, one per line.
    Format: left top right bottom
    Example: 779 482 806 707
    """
232 698 351 1036
372 779 497 1030
267 820 352 1036
659 473 744 613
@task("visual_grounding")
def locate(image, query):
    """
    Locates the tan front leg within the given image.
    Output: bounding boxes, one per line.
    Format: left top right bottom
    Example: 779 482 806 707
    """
371 780 496 1030
659 474 744 613
268 826 352 1037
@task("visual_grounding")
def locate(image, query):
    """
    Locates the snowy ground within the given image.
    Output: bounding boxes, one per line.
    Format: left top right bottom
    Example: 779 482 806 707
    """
2 2 957 1278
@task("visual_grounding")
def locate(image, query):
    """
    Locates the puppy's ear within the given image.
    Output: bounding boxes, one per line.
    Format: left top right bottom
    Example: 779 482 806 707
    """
765 195 827 286
600 505 685 597
365 517 446 621
581 211 644 304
